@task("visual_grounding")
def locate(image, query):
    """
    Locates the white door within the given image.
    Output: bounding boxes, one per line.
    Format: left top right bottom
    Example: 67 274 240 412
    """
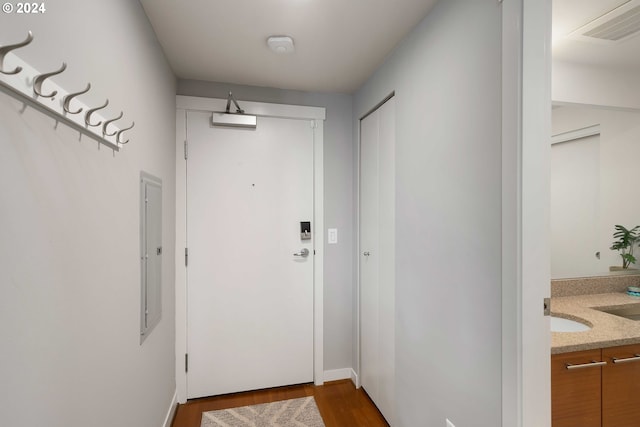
360 97 395 424
186 111 315 399
550 135 600 278
360 106 380 403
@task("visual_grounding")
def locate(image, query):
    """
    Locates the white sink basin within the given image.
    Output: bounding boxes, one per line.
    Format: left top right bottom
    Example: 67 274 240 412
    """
551 316 591 332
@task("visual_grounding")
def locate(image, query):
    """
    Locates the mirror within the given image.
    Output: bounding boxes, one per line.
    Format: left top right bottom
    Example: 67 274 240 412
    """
551 104 640 279
551 0 640 279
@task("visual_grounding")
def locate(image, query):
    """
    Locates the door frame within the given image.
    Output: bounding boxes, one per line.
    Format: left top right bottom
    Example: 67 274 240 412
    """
502 0 552 426
174 95 326 403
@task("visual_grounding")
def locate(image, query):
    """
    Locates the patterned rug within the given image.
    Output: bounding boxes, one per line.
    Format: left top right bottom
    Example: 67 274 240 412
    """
200 396 326 427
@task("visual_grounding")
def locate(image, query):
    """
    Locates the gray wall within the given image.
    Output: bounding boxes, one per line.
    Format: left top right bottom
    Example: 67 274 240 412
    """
0 2 177 426
354 1 503 426
177 80 355 372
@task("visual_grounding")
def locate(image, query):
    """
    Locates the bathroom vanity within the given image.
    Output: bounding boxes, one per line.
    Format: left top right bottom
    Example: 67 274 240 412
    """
552 344 640 427
551 276 640 427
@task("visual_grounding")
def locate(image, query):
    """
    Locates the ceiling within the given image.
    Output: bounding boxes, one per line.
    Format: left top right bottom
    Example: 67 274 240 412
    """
552 0 640 71
140 0 639 93
139 0 439 93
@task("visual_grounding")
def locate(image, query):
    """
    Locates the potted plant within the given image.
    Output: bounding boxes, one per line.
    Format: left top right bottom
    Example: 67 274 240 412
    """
610 225 640 270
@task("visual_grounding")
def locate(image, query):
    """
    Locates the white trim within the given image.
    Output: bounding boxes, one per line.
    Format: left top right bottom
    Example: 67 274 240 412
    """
501 0 522 425
162 391 178 427
551 124 600 145
354 118 362 390
350 368 358 387
175 109 188 403
313 119 325 386
521 0 553 426
323 368 353 382
502 0 553 426
174 97 326 402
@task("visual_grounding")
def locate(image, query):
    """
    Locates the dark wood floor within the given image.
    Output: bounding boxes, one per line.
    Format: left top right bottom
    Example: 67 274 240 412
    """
171 380 389 427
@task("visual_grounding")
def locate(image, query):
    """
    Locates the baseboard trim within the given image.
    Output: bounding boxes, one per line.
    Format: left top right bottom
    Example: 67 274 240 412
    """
350 369 358 388
323 368 357 383
162 390 178 427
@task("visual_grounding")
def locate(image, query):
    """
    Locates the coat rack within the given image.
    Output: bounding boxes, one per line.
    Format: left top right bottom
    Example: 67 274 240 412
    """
0 31 135 152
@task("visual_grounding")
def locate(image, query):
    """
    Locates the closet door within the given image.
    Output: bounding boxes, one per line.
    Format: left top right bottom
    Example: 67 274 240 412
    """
360 106 380 405
360 97 395 425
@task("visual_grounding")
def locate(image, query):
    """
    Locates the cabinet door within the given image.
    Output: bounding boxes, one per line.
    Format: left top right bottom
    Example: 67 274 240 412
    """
552 349 603 427
602 344 640 427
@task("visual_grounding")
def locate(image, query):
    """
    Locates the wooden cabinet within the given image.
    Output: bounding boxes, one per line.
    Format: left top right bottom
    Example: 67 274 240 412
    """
552 349 603 427
552 344 640 427
602 344 640 427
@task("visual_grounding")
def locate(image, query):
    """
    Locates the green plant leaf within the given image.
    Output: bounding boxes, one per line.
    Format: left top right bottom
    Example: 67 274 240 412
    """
610 225 640 265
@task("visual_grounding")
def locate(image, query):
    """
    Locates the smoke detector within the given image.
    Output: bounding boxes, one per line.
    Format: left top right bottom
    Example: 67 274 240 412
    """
267 36 295 54
569 0 640 44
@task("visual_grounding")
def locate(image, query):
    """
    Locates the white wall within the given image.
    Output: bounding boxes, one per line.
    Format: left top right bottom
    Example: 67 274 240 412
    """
553 61 640 110
0 2 177 427
354 1 503 425
176 80 354 372
552 105 640 277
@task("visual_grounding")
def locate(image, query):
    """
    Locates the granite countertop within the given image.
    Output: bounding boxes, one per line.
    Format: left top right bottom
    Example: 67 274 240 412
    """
551 292 640 354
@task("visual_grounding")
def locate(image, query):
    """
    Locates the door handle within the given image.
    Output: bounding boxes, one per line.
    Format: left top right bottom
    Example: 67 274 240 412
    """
566 360 607 370
363 251 371 256
293 248 310 258
612 354 640 364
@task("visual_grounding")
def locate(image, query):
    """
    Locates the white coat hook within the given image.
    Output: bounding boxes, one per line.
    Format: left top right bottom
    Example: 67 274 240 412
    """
0 37 123 153
33 62 67 99
102 111 123 137
0 31 33 75
84 99 109 127
116 121 134 144
62 83 91 114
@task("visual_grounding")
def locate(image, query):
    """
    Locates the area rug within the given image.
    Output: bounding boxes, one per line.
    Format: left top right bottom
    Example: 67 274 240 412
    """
200 396 326 427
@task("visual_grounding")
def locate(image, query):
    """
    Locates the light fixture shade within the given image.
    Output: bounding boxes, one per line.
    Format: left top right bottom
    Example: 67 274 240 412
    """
267 36 295 54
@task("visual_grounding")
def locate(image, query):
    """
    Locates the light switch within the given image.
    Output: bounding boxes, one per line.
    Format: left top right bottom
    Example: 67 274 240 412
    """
328 228 338 244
